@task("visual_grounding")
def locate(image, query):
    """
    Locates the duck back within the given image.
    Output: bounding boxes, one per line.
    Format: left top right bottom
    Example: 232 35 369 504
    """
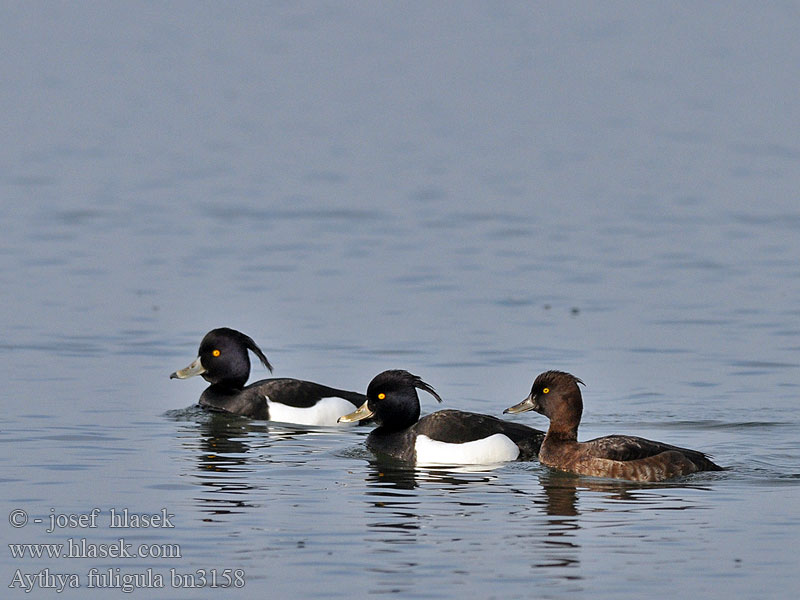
583 434 723 471
540 435 723 482
414 410 544 461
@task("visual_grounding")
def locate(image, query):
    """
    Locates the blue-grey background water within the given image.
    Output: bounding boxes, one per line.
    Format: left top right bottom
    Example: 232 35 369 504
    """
2 2 799 598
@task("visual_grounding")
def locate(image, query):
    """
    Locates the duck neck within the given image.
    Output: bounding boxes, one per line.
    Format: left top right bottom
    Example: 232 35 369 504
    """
542 386 582 444
545 424 579 443
208 378 245 393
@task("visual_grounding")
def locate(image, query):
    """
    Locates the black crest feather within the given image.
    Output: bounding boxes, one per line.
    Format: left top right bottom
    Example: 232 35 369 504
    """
407 372 442 403
373 369 442 403
225 328 273 373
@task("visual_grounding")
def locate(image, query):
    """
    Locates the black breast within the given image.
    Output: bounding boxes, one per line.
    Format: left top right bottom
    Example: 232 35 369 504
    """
366 429 418 462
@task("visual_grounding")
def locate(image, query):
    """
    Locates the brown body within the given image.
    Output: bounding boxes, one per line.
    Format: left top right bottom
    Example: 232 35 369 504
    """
505 371 723 482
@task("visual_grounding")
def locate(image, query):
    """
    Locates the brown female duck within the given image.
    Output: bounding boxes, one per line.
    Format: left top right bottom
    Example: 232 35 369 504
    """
504 371 723 482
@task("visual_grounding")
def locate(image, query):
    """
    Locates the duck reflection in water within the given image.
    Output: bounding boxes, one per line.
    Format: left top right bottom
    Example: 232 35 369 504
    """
167 409 312 518
364 455 508 490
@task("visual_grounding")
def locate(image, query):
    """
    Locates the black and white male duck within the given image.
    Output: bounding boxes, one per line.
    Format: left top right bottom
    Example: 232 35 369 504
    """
504 370 723 482
170 328 365 425
338 369 544 465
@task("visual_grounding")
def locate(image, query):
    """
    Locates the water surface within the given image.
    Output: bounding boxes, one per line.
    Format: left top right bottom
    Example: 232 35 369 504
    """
2 3 799 599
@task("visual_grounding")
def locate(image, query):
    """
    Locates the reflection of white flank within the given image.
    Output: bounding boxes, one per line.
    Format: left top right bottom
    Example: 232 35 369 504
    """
414 433 519 465
265 396 358 426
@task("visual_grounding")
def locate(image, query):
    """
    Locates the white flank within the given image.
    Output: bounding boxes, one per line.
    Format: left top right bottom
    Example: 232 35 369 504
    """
414 433 520 465
266 397 359 426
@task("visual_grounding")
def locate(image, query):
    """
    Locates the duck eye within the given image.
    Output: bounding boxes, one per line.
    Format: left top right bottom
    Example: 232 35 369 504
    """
377 393 386 400
542 387 550 394
212 349 221 357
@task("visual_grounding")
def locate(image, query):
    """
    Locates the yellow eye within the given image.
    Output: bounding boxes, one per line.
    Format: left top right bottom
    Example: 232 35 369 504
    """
212 349 221 357
542 387 550 394
378 393 386 400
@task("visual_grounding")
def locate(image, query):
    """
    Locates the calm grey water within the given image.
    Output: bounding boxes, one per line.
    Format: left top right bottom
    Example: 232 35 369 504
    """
2 2 799 598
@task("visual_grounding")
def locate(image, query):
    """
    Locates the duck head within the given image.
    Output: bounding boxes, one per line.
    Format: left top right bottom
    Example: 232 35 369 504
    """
338 369 442 430
170 328 273 389
504 370 585 434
